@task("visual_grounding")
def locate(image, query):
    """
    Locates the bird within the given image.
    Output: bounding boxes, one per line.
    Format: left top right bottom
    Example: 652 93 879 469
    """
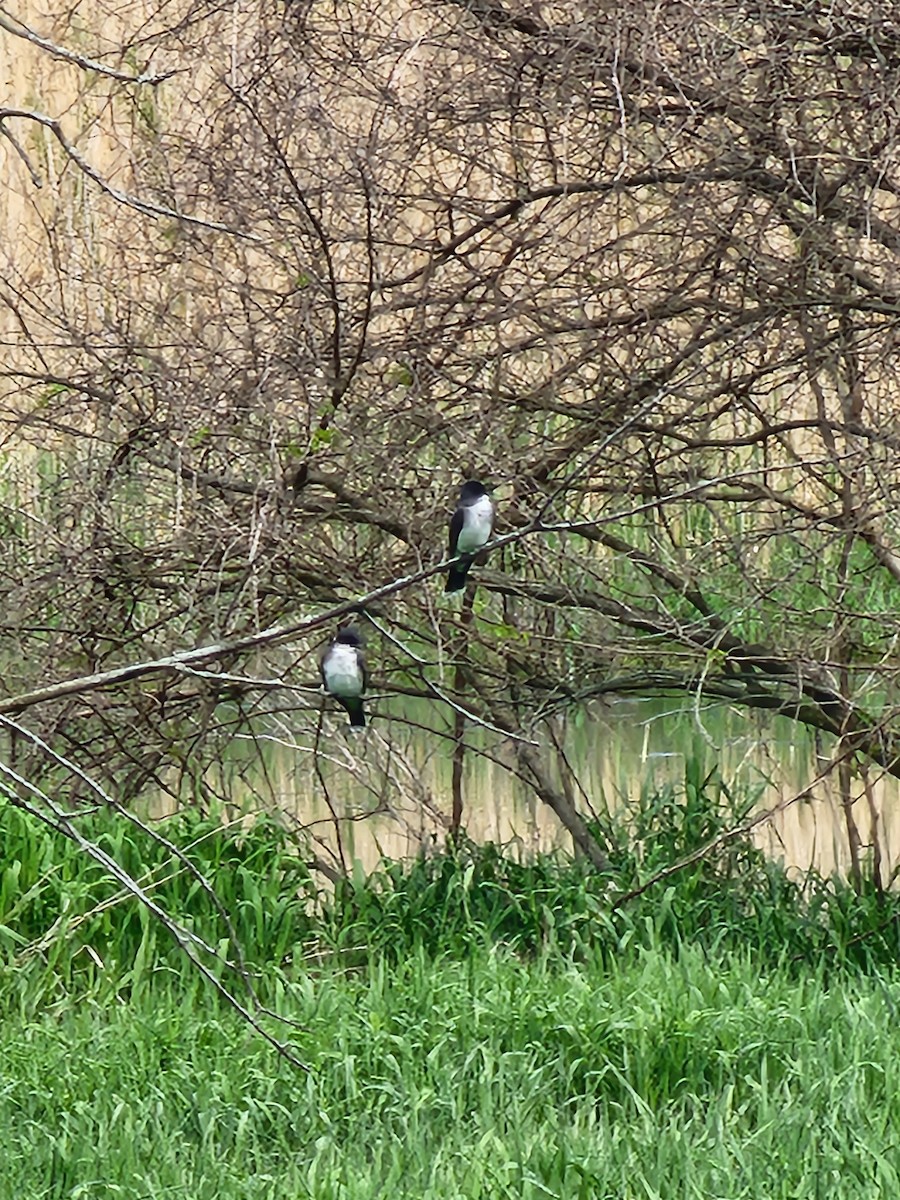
445 480 495 595
319 627 368 729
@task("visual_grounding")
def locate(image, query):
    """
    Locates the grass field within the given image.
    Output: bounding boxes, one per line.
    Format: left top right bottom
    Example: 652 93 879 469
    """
3 946 899 1198
2 779 899 1198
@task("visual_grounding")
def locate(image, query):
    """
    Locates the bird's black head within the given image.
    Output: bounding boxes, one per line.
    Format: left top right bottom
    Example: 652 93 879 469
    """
460 480 488 501
334 627 363 647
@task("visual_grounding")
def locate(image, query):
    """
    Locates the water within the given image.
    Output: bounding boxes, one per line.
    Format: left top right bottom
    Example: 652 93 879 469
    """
210 697 900 885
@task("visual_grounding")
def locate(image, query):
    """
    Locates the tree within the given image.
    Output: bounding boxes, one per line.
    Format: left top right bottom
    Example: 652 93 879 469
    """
3 0 900 885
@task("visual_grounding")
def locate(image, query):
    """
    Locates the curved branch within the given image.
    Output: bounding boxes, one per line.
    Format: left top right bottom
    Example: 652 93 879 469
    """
572 669 900 781
0 750 307 1070
0 9 179 85
0 108 250 236
443 0 900 258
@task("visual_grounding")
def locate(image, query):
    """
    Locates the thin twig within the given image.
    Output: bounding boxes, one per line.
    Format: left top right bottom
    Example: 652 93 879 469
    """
364 614 539 745
0 733 308 1070
611 761 844 910
0 453 869 719
0 107 253 238
0 9 180 85
0 122 42 185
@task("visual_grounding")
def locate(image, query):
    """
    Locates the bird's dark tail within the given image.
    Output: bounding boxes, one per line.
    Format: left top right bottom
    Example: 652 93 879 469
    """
342 699 366 729
444 558 472 595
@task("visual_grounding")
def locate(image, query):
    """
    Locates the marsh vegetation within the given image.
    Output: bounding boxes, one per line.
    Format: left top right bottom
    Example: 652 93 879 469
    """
3 2 900 1191
3 782 900 1198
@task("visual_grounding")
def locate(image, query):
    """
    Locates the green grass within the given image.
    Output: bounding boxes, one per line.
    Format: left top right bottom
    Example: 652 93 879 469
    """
2 768 900 1197
2 946 899 1198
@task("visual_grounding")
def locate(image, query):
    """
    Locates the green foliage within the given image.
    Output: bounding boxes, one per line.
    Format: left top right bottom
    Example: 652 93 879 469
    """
134 89 161 135
600 759 809 952
386 361 414 387
0 805 317 995
3 758 900 994
2 773 900 1195
605 504 900 666
324 836 606 958
318 760 900 973
1 947 900 1197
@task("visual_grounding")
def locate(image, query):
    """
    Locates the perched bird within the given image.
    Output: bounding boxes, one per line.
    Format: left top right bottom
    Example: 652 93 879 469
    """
445 480 495 595
319 627 368 729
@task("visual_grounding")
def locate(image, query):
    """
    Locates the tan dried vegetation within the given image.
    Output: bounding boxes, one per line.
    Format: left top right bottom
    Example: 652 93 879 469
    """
2 2 900 887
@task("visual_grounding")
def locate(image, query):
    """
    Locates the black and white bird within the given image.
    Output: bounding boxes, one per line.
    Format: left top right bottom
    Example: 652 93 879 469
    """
319 627 368 729
445 480 495 595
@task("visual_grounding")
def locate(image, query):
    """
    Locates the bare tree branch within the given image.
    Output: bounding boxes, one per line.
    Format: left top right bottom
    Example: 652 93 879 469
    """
0 107 253 236
0 8 180 84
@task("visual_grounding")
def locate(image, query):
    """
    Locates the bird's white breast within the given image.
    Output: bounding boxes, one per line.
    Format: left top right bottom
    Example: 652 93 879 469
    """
456 495 494 553
324 645 363 697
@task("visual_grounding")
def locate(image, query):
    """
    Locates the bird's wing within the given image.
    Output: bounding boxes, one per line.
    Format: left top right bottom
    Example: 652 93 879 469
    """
318 648 330 689
448 506 464 556
357 650 369 693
